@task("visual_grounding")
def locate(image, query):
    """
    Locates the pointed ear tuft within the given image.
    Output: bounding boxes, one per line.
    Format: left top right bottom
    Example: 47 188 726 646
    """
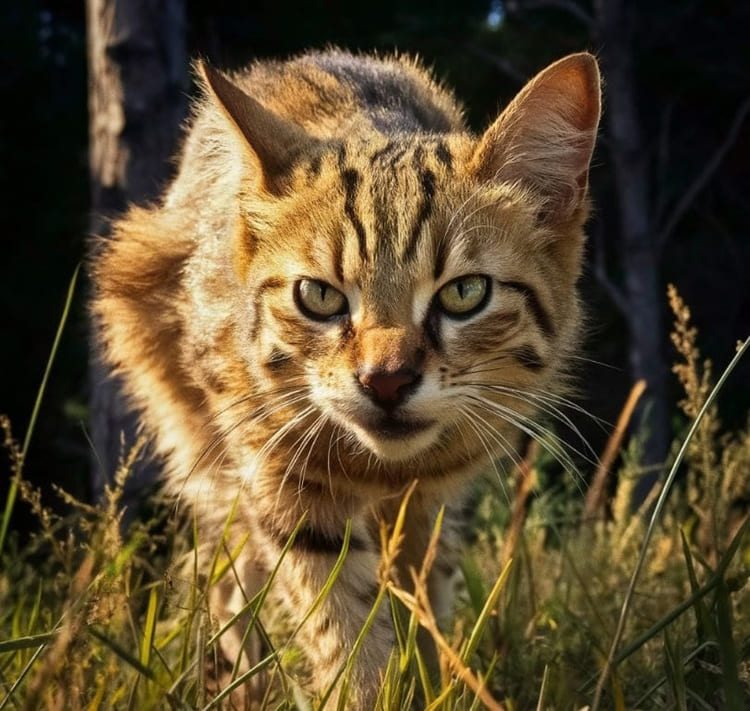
197 60 311 192
470 52 601 223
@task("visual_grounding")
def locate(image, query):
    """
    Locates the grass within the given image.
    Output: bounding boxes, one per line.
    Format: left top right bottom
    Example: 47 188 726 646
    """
1 282 749 710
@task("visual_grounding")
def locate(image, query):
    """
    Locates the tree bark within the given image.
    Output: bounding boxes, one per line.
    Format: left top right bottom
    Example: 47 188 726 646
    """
595 0 670 497
86 0 187 497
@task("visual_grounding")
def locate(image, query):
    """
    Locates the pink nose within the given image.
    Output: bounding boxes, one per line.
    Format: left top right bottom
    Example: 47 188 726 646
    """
357 367 420 408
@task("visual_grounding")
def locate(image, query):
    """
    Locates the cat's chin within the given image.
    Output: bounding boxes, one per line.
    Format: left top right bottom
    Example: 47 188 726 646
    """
348 418 441 462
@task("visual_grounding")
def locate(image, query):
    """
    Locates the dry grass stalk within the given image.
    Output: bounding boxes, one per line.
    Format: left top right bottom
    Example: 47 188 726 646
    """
21 555 94 711
387 503 507 711
500 440 538 565
584 379 647 520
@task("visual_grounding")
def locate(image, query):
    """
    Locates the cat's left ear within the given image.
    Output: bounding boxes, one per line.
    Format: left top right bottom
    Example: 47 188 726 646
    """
470 53 601 223
198 60 311 194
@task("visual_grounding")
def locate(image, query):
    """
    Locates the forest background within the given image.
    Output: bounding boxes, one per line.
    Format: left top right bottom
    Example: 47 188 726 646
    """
1 0 749 535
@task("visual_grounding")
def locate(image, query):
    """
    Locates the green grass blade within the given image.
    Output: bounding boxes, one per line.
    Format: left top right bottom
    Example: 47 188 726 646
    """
204 588 263 651
200 651 277 711
663 629 688 711
591 336 750 710
714 578 743 709
166 517 306 697
389 589 407 656
229 512 306 639
404 604 421 677
536 664 550 711
685 687 720 710
582 514 750 693
207 494 245 586
333 586 388 710
414 644 435 706
26 581 43 636
140 586 159 669
633 641 717 707
680 528 715 643
0 264 80 558
9 596 24 642
461 558 513 664
468 653 498 711
0 631 58 653
289 519 351 640
616 514 750 669
218 513 304 648
88 625 156 681
0 644 45 710
461 555 487 619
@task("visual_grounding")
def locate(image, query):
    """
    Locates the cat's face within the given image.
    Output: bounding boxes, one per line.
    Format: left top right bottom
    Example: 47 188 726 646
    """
234 137 579 464
199 53 600 472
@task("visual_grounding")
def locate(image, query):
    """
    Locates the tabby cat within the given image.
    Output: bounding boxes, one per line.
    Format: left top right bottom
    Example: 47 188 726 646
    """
92 49 601 708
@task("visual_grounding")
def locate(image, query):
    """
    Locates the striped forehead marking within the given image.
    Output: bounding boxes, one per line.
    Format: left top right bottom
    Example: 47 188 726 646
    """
339 141 451 257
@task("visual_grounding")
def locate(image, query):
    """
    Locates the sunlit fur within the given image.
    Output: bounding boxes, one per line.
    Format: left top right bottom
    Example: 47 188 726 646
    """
91 49 600 708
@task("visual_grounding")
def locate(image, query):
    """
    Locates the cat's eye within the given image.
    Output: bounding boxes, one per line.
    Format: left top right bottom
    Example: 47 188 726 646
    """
294 279 348 320
437 275 490 318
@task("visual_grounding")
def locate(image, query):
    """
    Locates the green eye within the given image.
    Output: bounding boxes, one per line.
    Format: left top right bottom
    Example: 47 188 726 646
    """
437 275 490 317
295 279 348 320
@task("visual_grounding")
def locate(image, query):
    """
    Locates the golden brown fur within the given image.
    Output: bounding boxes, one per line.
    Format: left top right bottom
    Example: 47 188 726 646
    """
91 49 601 708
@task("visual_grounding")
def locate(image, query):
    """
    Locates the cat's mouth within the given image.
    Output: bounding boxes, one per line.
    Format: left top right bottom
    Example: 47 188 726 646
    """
345 410 440 461
352 412 436 440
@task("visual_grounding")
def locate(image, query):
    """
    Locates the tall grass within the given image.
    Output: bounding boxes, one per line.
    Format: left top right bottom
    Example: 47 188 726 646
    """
1 282 748 709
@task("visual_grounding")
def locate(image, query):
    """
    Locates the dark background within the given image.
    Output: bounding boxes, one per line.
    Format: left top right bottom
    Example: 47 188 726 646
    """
1 1 748 515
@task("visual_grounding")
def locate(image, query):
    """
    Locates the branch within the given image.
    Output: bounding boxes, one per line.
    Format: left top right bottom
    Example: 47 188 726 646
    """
657 96 750 251
592 221 630 318
507 0 594 28
462 44 527 84
653 101 675 227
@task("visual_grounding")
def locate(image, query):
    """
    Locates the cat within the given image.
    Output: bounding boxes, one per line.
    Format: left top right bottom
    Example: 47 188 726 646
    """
91 48 601 708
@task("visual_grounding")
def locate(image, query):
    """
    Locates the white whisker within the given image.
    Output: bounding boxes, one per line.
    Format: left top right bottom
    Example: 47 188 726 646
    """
456 404 511 504
466 394 588 496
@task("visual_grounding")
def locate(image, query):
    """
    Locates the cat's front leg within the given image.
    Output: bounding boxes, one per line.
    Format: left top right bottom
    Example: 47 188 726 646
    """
253 506 394 710
207 543 269 708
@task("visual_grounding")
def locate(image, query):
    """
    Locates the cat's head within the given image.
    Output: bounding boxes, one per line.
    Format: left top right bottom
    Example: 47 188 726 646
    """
197 54 601 469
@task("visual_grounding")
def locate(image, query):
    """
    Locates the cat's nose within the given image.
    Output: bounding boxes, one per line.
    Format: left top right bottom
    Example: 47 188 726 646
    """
357 367 421 409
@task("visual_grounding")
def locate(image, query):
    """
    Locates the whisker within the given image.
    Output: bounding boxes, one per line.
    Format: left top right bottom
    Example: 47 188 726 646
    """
302 417 327 480
468 394 582 469
456 404 511 504
454 369 611 430
274 412 326 513
325 424 339 501
444 183 490 241
256 405 316 466
178 389 312 505
455 351 521 375
566 354 622 371
198 377 308 429
466 394 588 496
463 401 526 474
461 382 603 462
450 222 505 244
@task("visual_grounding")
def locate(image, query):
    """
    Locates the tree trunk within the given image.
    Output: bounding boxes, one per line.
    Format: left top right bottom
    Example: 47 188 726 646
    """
595 0 670 496
86 0 187 498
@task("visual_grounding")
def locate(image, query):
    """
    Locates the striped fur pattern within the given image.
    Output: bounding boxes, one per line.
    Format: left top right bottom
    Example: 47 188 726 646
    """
92 49 600 708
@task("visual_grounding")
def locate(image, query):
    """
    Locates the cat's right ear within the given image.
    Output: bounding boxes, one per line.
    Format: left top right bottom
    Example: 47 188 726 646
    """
198 60 309 194
469 53 601 225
